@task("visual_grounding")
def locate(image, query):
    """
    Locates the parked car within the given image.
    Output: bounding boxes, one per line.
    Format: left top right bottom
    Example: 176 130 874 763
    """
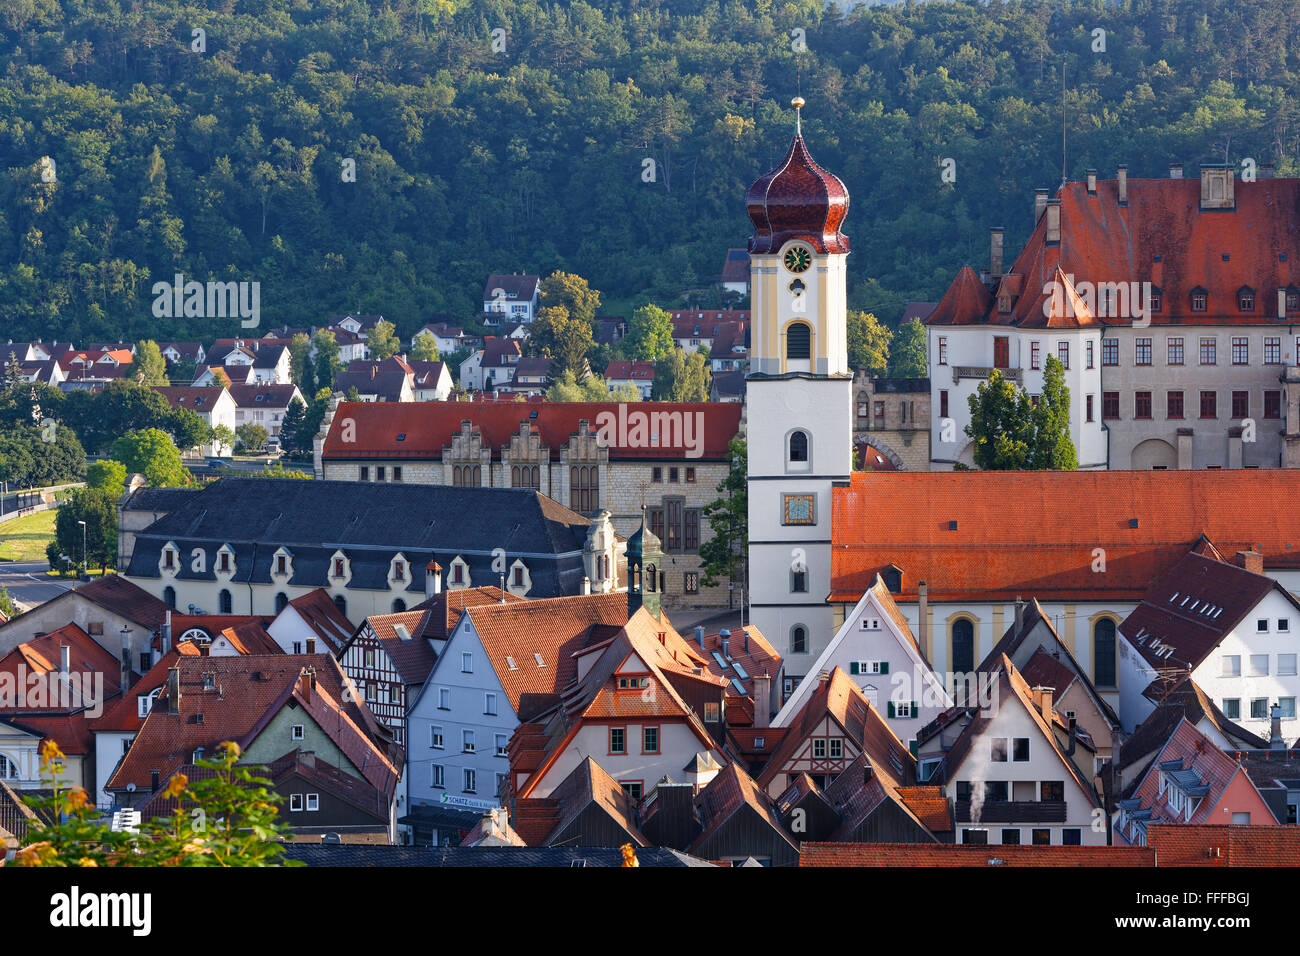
207 458 228 470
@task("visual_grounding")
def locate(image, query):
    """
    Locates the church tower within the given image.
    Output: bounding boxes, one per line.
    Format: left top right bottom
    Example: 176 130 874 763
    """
626 506 663 620
745 99 854 684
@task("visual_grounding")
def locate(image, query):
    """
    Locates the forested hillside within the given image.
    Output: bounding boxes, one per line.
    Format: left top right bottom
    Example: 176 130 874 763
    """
1 0 1297 343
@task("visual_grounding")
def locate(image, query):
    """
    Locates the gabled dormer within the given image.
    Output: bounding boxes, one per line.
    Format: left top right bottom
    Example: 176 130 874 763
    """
446 555 470 590
272 547 294 582
506 558 531 597
160 541 181 578
388 553 411 589
328 550 352 587
214 544 236 579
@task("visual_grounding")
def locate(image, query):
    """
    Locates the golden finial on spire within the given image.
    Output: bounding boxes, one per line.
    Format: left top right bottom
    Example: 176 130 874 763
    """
792 96 805 135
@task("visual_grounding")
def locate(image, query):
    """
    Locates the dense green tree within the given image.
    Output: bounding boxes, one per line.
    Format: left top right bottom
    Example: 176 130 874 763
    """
965 371 1034 470
236 423 269 452
624 305 675 362
410 331 441 362
86 459 127 500
288 333 314 393
847 311 892 377
278 397 308 453
134 341 169 386
367 320 401 361
652 349 710 402
0 425 85 488
168 408 211 454
55 487 117 573
313 330 341 392
539 272 601 328
1029 356 1078 470
109 428 191 487
888 318 928 378
530 305 594 377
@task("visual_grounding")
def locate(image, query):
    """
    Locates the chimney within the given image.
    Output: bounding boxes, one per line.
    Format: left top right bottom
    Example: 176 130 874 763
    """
694 625 705 647
1067 715 1077 756
60 645 70 674
1014 596 1024 632
1117 165 1128 204
499 573 506 603
818 670 830 690
120 631 132 692
1234 550 1264 575
300 750 316 769
1271 703 1285 750
1033 685 1054 718
1045 200 1061 244
720 629 731 659
425 561 442 598
1086 168 1097 195
753 673 771 729
167 666 180 714
1169 162 1183 179
989 227 1004 278
918 581 929 659
301 666 315 702
1034 188 1049 223
306 636 317 654
582 575 591 595
1280 288 1288 321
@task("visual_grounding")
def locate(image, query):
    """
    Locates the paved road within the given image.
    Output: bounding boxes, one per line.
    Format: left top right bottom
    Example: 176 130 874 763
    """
0 561 81 612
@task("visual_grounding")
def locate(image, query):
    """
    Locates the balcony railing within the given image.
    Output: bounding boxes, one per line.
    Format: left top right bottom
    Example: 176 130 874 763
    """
954 800 1068 823
952 366 1023 385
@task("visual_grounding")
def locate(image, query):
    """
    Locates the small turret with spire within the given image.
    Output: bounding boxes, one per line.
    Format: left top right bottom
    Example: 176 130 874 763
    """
625 504 663 621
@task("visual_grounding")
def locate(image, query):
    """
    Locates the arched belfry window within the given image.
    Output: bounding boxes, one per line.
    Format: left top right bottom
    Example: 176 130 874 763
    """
786 322 811 360
789 430 809 463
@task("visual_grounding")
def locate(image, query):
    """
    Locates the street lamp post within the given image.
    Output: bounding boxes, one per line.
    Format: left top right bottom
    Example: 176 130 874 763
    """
78 519 87 578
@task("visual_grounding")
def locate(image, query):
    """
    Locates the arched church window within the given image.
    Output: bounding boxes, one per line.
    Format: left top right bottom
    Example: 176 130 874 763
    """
789 430 809 463
786 322 811 360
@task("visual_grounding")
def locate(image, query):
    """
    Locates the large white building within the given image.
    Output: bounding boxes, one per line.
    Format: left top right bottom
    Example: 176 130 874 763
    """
745 101 854 667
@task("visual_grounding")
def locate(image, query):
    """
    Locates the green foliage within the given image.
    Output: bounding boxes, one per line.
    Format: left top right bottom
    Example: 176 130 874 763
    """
236 423 269 452
109 428 191 487
964 356 1077 470
278 397 308 454
699 439 747 590
530 305 594 377
624 305 675 362
288 333 314 394
888 318 928 378
16 740 297 867
546 369 638 402
410 331 441 362
86 459 127 500
62 381 175 454
652 349 710 402
540 271 601 328
211 424 237 455
0 424 86 488
134 340 169 385
0 0 1294 344
55 487 116 572
367 319 401 361
169 407 211 453
847 310 891 377
313 330 341 392
0 586 15 618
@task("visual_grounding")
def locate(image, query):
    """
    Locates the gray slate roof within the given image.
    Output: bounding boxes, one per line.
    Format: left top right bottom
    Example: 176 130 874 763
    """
126 478 593 597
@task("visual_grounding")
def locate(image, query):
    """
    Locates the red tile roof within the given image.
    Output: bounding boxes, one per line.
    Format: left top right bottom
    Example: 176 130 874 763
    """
351 610 438 685
1147 823 1300 866
692 761 799 856
108 655 398 798
47 575 170 633
0 623 122 702
152 386 227 414
215 621 283 656
286 589 355 653
830 471 1300 604
800 842 1155 866
227 384 300 408
321 400 742 462
411 586 526 641
604 361 655 381
89 643 202 733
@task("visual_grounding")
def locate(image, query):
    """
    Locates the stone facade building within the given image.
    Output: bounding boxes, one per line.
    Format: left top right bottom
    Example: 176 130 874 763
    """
852 372 930 470
314 400 745 610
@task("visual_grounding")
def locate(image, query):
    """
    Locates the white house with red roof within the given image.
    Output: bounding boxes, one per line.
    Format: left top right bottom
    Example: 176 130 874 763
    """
228 383 304 439
773 575 951 750
152 386 237 456
1117 549 1300 738
916 657 1105 846
1115 718 1279 845
604 360 655 399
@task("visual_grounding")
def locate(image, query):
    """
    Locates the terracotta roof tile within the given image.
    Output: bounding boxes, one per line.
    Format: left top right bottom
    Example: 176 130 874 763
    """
831 471 1300 603
1147 823 1300 866
800 842 1154 866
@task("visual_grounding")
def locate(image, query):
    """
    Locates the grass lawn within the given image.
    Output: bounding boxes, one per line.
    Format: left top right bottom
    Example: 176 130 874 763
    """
0 509 57 562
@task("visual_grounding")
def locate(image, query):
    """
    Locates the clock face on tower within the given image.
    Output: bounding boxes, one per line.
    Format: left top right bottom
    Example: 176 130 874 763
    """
783 245 812 274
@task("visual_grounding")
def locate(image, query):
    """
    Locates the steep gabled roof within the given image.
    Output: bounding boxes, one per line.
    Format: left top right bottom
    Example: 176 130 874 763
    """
1121 678 1266 770
691 761 799 857
285 588 355 654
88 643 203 733
0 623 122 703
410 585 526 641
347 610 438 685
924 266 993 326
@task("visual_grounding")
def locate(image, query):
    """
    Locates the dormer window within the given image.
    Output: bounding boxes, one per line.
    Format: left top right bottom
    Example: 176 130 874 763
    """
218 552 231 572
998 294 1011 314
276 555 286 574
163 549 175 570
394 560 406 579
1190 289 1208 312
1238 287 1255 312
1149 287 1162 313
333 558 345 577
